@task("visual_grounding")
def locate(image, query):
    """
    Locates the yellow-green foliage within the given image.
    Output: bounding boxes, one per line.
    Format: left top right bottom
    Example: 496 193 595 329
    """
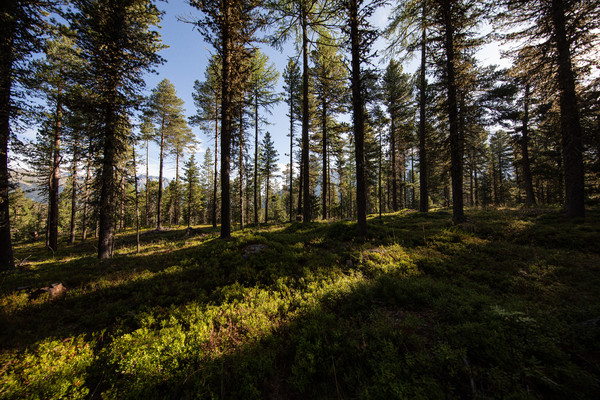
1 210 600 399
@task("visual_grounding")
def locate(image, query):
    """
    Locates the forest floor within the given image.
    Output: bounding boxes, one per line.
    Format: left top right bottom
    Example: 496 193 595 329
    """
1 208 600 399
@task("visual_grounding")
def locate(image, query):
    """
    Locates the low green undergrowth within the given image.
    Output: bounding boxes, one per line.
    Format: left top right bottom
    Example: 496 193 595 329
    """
1 209 599 399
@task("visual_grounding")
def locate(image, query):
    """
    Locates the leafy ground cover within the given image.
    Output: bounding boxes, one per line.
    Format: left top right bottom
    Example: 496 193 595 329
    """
1 208 599 399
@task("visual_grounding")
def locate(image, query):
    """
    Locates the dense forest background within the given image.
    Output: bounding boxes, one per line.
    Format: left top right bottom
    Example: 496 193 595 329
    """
1 0 599 268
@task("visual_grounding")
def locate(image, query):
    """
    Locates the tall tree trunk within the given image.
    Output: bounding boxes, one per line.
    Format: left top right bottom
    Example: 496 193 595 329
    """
48 96 62 251
265 175 270 224
419 2 428 213
289 96 294 222
391 115 397 211
98 103 117 259
220 12 232 239
119 173 125 230
133 146 140 253
213 99 219 228
301 7 311 223
70 137 79 244
378 128 382 218
442 1 465 223
81 142 92 241
254 91 259 225
145 138 149 226
322 96 328 220
521 83 535 206
156 116 165 230
175 151 180 225
0 1 15 270
239 104 245 230
349 0 367 237
551 0 584 217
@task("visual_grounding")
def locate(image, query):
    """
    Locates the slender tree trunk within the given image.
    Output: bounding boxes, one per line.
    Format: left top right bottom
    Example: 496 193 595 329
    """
145 138 149 226
301 8 311 223
70 138 78 244
289 96 294 222
81 142 92 241
521 84 535 206
175 151 180 225
298 156 303 218
0 2 15 270
551 0 584 217
119 173 125 230
220 13 232 239
391 115 397 211
48 96 62 251
98 103 117 259
322 97 328 220
378 129 382 218
132 146 140 253
239 104 245 230
442 1 465 223
254 91 259 225
156 116 165 230
265 175 270 224
213 99 219 228
349 0 367 236
419 3 428 213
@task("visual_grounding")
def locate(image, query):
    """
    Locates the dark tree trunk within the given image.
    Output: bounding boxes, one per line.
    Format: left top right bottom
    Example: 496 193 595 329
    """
419 3 428 213
175 151 180 225
378 128 383 218
220 12 232 239
145 138 149 226
48 96 62 251
98 104 117 259
119 173 125 230
213 101 219 228
254 91 259 225
70 138 78 244
442 1 465 223
265 175 270 224
81 142 92 241
349 0 367 237
391 115 397 211
551 0 585 218
521 84 535 206
289 96 294 222
0 1 15 270
156 116 165 230
239 104 245 230
132 147 140 253
301 7 311 223
322 96 328 220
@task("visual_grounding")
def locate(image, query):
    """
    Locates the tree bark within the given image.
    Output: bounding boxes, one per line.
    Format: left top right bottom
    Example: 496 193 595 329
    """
239 103 245 230
145 137 149 226
301 8 311 223
442 1 465 223
213 99 219 228
156 115 165 230
48 95 62 251
419 2 428 213
0 0 16 270
551 0 585 217
349 0 367 237
289 93 294 222
521 83 535 206
133 146 140 253
391 115 397 211
81 142 92 241
322 95 328 220
70 138 78 244
253 90 259 225
98 103 117 259
220 9 232 239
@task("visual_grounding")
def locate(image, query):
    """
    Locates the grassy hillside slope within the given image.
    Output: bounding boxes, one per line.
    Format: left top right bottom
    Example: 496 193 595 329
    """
1 208 599 399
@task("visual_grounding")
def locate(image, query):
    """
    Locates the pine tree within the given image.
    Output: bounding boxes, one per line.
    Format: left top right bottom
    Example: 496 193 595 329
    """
282 58 302 221
73 0 164 258
248 50 279 225
260 131 279 224
145 79 187 230
190 0 263 239
0 0 59 270
183 155 201 227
